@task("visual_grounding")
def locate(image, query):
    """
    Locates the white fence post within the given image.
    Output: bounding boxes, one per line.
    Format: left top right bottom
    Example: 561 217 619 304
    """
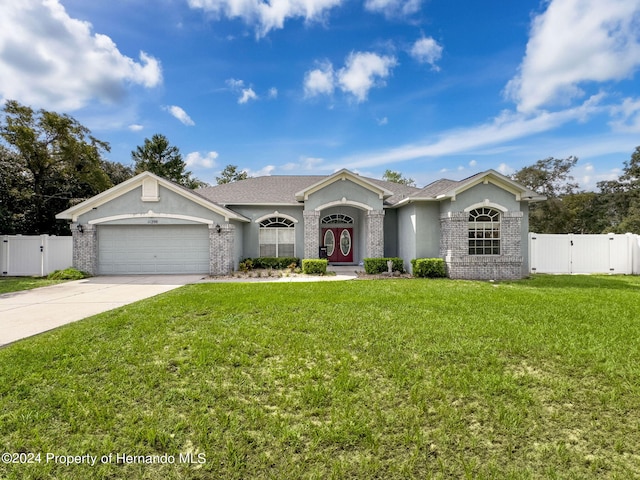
1 235 8 276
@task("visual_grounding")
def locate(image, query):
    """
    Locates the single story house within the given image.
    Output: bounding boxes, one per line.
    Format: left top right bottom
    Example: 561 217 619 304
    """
56 169 545 279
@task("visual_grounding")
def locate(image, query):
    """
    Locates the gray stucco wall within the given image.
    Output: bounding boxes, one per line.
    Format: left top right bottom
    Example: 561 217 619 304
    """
304 180 384 211
383 208 397 257
415 203 441 259
231 206 304 259
76 185 228 225
396 204 417 269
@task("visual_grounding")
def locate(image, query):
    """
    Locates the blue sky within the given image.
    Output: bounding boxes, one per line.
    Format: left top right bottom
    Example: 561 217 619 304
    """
2 0 640 189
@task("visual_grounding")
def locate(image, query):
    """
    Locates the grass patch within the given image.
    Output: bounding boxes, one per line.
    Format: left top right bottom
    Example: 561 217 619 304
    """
0 277 64 294
1 275 639 478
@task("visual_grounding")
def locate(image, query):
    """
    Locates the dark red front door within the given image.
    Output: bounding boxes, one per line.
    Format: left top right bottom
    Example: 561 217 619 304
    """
322 227 353 263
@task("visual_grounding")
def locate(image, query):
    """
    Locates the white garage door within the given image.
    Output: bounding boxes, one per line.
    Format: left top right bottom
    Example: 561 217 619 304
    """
98 225 210 274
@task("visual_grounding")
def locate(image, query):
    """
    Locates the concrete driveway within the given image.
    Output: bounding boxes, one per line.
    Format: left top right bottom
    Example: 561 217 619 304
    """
0 275 203 347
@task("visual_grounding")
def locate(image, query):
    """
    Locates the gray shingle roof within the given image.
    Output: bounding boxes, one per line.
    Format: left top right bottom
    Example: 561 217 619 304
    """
197 175 422 206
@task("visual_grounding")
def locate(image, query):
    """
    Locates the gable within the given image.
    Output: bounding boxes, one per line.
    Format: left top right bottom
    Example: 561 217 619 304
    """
56 172 248 223
304 178 385 211
295 169 392 202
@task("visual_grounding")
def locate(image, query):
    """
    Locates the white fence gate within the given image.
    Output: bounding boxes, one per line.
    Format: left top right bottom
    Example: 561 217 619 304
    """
1 235 73 277
529 233 640 275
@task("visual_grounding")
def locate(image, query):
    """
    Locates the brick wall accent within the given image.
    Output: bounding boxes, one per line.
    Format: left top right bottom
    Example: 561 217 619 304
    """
440 211 524 280
72 223 97 275
303 210 320 259
210 224 235 275
366 210 385 258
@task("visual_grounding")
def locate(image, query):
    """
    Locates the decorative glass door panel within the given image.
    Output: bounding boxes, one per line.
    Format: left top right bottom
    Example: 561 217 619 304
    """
322 227 353 262
324 229 335 257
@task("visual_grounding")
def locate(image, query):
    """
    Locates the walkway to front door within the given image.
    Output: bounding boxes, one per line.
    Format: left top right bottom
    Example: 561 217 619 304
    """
322 227 353 263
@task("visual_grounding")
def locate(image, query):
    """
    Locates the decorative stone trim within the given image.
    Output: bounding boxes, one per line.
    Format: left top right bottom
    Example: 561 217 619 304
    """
303 210 321 259
210 224 235 275
72 223 97 275
366 210 385 258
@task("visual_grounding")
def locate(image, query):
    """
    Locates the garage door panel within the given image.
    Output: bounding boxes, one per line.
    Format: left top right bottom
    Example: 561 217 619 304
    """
98 225 210 275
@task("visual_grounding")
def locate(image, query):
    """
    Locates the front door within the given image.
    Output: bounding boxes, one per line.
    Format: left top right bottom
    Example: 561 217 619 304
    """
322 227 353 263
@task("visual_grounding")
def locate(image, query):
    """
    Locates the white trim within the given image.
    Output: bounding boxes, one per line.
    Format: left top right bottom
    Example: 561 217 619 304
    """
464 201 508 213
88 212 214 225
254 211 299 224
314 199 373 211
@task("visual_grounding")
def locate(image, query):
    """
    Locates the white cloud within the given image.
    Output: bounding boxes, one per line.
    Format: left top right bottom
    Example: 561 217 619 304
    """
187 0 343 38
246 165 275 176
128 124 144 132
239 88 258 104
377 116 389 126
304 61 335 98
409 37 443 70
304 52 396 102
337 52 397 102
226 78 245 90
469 160 477 167
609 97 640 132
328 94 608 170
506 0 640 112
0 0 161 111
226 78 259 103
186 151 219 168
165 105 195 126
268 87 278 99
364 0 422 18
497 163 514 175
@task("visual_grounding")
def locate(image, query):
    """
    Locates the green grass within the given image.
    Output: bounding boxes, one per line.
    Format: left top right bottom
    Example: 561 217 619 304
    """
0 277 64 294
1 275 639 479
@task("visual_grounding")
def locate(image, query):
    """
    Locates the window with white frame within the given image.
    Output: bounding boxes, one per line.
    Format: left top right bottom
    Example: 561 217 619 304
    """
259 216 295 257
468 208 500 255
321 214 354 225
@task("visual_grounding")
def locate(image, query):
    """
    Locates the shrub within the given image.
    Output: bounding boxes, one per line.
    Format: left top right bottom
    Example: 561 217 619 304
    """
239 259 253 272
411 258 447 278
302 259 327 275
47 268 88 280
363 257 405 274
248 257 300 269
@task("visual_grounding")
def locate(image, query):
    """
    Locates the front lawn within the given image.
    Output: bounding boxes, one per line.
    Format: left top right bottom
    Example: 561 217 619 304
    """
1 276 639 479
0 277 64 295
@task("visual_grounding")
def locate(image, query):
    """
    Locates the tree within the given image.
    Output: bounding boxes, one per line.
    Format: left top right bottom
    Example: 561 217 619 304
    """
216 164 249 184
1 100 111 234
382 169 416 187
597 146 640 233
101 160 134 186
511 156 580 233
132 134 204 189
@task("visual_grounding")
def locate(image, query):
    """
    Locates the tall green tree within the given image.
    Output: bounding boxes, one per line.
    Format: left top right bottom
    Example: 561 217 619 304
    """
132 134 204 189
512 156 580 233
597 146 640 233
1 100 111 234
382 169 416 187
216 164 249 184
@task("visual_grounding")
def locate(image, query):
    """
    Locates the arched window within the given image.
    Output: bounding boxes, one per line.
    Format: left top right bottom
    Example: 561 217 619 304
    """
259 216 295 257
468 208 500 255
321 214 354 225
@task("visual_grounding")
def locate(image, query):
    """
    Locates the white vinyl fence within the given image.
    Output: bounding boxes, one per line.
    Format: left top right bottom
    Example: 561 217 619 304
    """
1 235 73 277
529 233 640 275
